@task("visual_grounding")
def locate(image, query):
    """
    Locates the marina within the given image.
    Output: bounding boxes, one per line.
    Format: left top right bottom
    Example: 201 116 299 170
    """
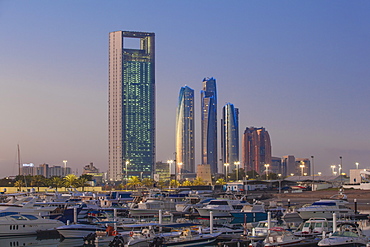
0 188 368 247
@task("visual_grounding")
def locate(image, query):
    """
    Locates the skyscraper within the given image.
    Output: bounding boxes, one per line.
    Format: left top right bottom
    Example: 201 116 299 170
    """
242 127 272 174
201 77 218 174
108 31 155 182
221 103 239 172
176 86 195 174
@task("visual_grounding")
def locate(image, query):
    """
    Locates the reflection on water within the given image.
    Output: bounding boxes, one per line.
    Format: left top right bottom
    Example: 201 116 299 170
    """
0 236 60 247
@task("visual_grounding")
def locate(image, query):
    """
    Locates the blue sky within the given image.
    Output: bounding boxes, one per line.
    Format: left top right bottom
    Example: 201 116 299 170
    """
0 1 369 177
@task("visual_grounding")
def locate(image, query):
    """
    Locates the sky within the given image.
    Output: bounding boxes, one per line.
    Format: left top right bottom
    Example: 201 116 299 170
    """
0 1 369 177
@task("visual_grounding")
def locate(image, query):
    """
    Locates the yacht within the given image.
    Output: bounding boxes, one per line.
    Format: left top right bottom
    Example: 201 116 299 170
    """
318 222 368 246
196 199 249 217
297 198 354 220
248 219 287 241
0 211 64 236
257 227 302 247
230 202 267 223
294 217 331 237
56 223 106 238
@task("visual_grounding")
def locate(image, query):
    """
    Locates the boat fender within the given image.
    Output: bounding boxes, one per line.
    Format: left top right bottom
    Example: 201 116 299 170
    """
129 231 134 237
112 230 118 236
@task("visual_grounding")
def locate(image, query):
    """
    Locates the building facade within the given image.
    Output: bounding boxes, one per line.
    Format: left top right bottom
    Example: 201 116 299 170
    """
241 127 272 174
221 103 239 172
108 31 155 181
282 155 296 177
176 86 195 174
201 77 218 174
21 163 71 178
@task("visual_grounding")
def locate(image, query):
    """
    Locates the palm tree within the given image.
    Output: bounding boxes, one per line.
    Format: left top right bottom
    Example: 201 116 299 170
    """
126 176 142 189
50 176 64 192
216 178 226 185
14 180 24 191
182 180 192 186
64 174 78 188
169 179 180 188
192 177 206 186
31 175 45 192
141 178 154 188
75 177 89 192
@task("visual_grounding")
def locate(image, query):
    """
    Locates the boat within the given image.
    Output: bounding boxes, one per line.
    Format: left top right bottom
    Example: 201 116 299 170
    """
56 223 106 238
248 219 288 241
297 196 354 220
201 225 244 240
196 198 249 217
230 202 268 223
318 222 369 247
0 211 64 236
250 227 302 247
294 217 330 237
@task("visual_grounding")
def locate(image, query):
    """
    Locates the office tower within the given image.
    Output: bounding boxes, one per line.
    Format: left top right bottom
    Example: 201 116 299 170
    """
176 86 195 174
282 155 296 177
296 158 311 176
221 103 239 172
241 127 272 174
201 77 218 174
108 31 155 181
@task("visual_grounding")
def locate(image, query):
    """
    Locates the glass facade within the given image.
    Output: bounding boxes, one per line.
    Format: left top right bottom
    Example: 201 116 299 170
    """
221 103 239 171
109 31 155 181
176 86 195 174
201 77 218 174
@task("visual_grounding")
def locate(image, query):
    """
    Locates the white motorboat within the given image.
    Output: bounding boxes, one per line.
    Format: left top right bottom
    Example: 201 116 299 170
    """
196 199 249 217
297 193 354 220
318 222 368 247
294 217 331 237
260 227 302 247
56 223 106 238
202 226 244 240
248 219 287 241
0 211 64 236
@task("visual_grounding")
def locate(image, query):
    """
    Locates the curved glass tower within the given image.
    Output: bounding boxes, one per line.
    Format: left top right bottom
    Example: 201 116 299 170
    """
201 77 218 174
176 86 195 174
109 31 155 181
221 103 239 171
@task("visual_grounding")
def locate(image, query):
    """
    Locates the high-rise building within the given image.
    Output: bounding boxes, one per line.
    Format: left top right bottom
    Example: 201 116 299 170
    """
221 103 239 172
176 86 195 174
241 127 272 174
201 77 218 174
108 31 155 181
282 155 295 177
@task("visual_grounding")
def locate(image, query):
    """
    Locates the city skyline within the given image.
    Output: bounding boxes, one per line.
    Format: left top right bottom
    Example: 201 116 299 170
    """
1 1 370 177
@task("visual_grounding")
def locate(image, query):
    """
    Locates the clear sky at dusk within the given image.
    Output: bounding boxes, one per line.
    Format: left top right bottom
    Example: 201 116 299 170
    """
1 1 369 177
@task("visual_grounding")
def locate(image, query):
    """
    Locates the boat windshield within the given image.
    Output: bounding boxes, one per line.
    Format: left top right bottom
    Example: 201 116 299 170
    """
209 201 228 205
332 231 358 237
312 202 336 206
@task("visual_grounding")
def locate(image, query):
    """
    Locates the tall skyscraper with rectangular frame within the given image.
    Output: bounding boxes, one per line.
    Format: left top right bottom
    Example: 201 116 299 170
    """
108 31 155 181
201 77 218 174
176 86 195 174
221 103 239 171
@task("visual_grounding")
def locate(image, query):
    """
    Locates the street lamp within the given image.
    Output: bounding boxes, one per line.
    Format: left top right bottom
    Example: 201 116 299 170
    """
300 163 305 176
311 156 314 191
355 162 359 169
264 164 270 180
125 160 130 186
224 163 229 182
234 161 240 181
318 172 322 176
278 174 282 194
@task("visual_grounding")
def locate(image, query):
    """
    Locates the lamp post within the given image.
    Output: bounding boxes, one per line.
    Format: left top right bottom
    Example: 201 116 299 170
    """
234 161 240 181
167 160 174 187
125 160 130 186
278 174 282 194
224 163 229 182
299 164 305 181
355 162 359 169
311 156 314 191
339 156 343 186
264 164 270 180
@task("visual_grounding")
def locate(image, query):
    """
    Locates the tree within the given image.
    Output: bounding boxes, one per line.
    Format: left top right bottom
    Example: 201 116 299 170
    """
64 174 78 188
246 170 259 180
182 180 192 187
192 177 206 186
75 177 89 191
14 180 24 191
126 176 142 189
142 178 154 188
169 179 180 188
216 178 226 185
31 175 46 192
80 174 93 181
50 176 64 192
